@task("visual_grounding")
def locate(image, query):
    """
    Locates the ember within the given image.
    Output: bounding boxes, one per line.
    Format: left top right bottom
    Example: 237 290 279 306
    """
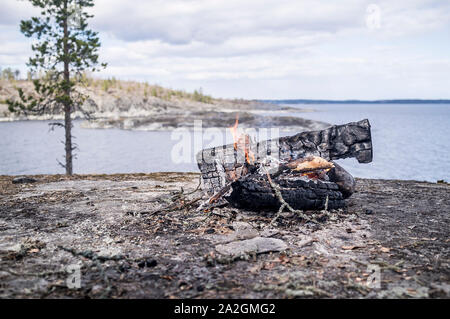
197 119 372 211
229 114 255 165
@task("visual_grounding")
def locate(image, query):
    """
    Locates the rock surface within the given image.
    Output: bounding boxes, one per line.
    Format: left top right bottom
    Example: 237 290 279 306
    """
0 173 448 298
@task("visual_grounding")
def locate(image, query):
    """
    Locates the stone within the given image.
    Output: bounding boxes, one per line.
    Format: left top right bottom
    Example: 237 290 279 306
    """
228 222 259 241
215 237 288 259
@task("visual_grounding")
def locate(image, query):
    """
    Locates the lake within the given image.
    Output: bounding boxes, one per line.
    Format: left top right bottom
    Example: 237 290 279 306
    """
280 103 450 182
1 103 449 182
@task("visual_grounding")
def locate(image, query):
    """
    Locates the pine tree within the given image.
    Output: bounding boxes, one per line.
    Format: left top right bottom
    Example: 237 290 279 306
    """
7 0 106 175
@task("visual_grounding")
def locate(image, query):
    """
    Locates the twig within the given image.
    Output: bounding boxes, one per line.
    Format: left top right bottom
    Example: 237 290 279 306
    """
144 195 204 216
139 177 204 216
181 196 204 210
48 122 64 131
263 167 319 224
208 184 232 204
196 182 233 212
184 175 202 195
269 203 286 227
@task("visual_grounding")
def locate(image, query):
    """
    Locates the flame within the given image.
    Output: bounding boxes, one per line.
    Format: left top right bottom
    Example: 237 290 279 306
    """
229 114 255 164
230 114 239 150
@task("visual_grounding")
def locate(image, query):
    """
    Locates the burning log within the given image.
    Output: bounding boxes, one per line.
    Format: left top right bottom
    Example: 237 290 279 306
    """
197 120 371 191
327 162 356 198
196 119 372 211
229 174 346 211
286 156 334 172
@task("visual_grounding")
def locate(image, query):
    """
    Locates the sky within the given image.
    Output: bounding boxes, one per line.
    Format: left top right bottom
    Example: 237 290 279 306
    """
1 0 450 100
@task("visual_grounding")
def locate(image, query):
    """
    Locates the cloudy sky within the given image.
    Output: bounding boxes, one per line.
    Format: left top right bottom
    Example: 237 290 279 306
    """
1 0 450 99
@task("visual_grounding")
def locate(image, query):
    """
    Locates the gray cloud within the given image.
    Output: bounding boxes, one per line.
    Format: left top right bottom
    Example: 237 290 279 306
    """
1 0 450 99
91 0 366 44
0 0 39 26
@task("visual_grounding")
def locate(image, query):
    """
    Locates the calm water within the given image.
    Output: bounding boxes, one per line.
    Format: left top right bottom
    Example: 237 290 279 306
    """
281 103 450 182
1 104 449 182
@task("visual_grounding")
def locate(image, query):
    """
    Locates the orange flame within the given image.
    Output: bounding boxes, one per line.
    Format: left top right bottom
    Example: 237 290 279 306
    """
229 114 255 164
230 114 239 150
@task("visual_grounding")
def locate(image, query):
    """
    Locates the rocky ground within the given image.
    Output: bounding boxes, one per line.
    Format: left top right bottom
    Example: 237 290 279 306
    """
0 173 448 298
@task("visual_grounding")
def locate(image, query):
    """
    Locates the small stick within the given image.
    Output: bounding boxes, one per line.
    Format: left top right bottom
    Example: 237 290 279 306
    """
264 167 319 224
184 175 202 195
197 173 249 212
269 203 286 226
208 183 232 204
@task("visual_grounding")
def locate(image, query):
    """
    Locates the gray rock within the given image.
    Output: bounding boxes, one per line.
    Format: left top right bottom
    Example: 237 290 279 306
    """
259 228 279 237
285 288 315 297
211 222 260 245
430 283 450 297
215 237 288 259
229 222 259 241
377 286 429 298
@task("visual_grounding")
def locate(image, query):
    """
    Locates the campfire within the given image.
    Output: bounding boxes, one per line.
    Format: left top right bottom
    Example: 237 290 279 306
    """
196 119 372 211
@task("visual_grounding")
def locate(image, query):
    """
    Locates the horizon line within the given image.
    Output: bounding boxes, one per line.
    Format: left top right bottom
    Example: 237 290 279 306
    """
259 98 450 104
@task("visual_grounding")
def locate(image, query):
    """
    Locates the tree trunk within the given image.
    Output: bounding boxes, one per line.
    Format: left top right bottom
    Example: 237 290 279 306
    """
63 0 72 175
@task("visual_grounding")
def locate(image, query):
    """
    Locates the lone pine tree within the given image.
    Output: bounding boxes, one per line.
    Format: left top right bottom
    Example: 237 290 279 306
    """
7 0 106 175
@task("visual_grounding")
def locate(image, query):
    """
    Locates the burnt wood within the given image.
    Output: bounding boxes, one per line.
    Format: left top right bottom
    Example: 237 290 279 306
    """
328 162 356 198
197 119 372 194
228 174 346 211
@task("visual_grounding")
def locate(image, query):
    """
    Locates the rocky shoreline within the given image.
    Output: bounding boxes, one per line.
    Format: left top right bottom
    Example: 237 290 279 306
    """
0 79 327 132
0 173 448 298
80 110 328 132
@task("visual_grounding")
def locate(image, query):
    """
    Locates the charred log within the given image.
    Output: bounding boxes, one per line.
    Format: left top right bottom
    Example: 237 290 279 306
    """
328 162 356 198
228 174 346 211
197 119 372 194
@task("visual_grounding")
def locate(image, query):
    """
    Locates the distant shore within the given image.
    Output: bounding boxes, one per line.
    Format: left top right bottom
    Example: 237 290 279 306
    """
0 79 329 132
263 99 450 104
